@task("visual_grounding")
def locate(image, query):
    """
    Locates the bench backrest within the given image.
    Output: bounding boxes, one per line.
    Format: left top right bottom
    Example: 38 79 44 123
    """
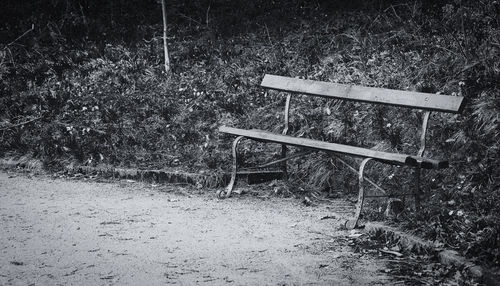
261 74 465 113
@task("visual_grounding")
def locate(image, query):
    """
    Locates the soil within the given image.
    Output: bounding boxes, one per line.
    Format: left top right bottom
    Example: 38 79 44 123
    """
0 171 395 285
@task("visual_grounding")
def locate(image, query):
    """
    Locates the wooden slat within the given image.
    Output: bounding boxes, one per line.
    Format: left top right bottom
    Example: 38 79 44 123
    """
219 126 448 169
261 74 465 113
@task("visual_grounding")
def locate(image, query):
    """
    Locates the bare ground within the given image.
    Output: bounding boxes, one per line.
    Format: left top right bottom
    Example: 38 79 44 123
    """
0 171 393 285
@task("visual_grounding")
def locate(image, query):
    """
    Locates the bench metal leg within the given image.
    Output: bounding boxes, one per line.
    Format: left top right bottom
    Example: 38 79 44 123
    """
346 158 373 230
217 136 244 199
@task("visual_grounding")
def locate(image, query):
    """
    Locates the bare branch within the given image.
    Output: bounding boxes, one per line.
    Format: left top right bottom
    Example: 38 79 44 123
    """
0 116 42 131
4 24 35 49
161 0 170 73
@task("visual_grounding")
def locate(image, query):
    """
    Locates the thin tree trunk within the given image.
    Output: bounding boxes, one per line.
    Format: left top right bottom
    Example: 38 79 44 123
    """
161 0 170 73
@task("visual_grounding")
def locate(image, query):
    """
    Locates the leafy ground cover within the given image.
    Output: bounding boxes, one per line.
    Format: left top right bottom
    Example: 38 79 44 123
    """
1 0 499 270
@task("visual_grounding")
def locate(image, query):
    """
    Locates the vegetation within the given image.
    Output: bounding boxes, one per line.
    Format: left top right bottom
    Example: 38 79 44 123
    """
1 0 499 269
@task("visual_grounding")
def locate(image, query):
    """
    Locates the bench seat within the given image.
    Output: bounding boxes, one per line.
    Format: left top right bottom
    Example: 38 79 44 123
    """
219 126 448 170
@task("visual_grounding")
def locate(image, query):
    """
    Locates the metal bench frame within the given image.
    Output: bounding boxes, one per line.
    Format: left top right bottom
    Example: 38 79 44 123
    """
218 74 465 229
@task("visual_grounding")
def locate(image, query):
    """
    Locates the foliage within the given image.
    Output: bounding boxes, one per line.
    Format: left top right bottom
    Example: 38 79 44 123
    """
0 0 499 268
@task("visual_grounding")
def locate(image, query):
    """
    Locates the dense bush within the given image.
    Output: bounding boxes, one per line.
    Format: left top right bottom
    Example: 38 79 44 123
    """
1 0 498 267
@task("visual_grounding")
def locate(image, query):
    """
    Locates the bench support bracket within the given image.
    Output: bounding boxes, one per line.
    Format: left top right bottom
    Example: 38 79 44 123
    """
217 136 245 199
413 111 430 210
346 157 373 229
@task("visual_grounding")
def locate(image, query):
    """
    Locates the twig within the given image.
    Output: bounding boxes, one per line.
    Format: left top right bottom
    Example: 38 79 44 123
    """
0 116 42 131
79 2 89 34
4 24 34 48
380 249 403 257
455 61 480 77
339 33 361 44
256 151 312 169
178 13 202 25
385 5 402 22
205 5 210 27
256 23 273 46
161 0 170 73
264 24 273 46
6 48 15 67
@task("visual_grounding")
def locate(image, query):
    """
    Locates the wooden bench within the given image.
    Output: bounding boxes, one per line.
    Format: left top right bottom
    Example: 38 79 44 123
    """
218 74 465 229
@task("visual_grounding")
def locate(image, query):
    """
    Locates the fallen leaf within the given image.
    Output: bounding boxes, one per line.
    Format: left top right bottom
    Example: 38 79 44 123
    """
348 229 363 238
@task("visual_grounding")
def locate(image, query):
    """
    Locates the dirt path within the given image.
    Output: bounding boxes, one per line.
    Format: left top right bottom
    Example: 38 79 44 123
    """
0 171 392 285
